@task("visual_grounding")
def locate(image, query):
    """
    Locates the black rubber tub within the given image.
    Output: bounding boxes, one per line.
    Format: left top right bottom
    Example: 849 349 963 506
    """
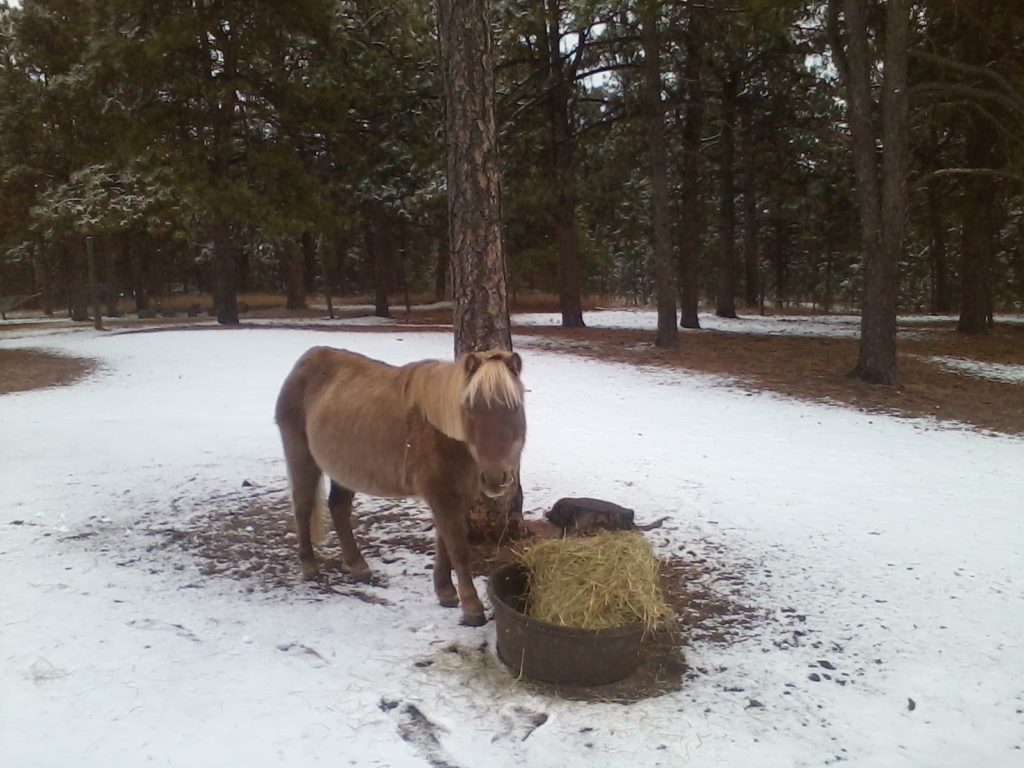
487 562 645 686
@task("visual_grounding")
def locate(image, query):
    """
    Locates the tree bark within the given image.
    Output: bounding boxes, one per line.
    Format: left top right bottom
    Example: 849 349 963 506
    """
211 225 239 325
86 236 104 331
831 0 904 385
33 236 54 316
740 102 759 309
437 0 520 543
103 237 120 317
545 0 585 328
716 63 739 319
315 234 335 319
285 237 308 310
65 239 89 322
640 1 678 348
958 110 997 333
678 3 704 330
438 0 512 357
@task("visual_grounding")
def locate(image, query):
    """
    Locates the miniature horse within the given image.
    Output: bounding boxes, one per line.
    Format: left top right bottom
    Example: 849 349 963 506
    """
275 347 526 626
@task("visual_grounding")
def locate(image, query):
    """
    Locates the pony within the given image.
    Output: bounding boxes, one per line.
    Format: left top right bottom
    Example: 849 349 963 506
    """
274 346 526 626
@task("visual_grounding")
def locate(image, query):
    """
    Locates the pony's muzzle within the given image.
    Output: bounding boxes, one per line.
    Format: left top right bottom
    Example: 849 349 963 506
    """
480 470 517 498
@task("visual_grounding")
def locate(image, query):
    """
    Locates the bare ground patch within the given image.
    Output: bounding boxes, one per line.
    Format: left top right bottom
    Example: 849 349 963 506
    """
75 482 825 703
0 348 94 395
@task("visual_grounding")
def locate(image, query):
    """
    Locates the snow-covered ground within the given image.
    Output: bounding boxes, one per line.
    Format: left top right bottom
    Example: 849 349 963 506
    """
2 324 1023 768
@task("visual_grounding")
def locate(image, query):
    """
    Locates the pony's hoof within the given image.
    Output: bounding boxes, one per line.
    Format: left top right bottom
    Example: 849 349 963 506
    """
436 586 459 608
301 565 321 581
460 612 487 627
348 568 373 584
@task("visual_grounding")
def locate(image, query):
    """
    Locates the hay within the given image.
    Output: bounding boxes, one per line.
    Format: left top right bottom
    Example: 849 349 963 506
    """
518 531 670 632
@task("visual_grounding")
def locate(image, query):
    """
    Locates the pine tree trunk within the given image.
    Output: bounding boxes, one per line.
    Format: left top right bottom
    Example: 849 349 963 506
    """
855 0 906 384
285 237 307 310
740 104 759 309
545 0 585 329
678 4 704 330
86 236 104 331
315 234 335 319
640 2 678 348
958 118 996 334
33 236 53 316
212 225 239 325
438 0 521 543
716 64 739 319
66 239 89 322
832 0 903 385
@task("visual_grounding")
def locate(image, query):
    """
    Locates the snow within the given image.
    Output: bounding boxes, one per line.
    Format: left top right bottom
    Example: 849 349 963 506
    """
926 356 1024 385
513 309 1024 340
2 324 1023 768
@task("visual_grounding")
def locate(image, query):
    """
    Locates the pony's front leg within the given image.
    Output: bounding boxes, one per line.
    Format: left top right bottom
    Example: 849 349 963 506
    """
432 534 459 608
430 503 485 626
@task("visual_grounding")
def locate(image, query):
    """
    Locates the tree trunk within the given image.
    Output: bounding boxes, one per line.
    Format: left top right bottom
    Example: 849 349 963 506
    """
365 205 391 319
831 0 903 385
716 64 739 319
285 237 308 310
640 1 678 348
678 3 704 330
65 239 89 321
129 234 150 315
958 114 997 333
437 0 520 543
33 236 54 316
212 225 239 325
770 200 786 307
86 236 104 331
545 0 585 328
103 237 120 317
315 234 335 319
740 103 759 309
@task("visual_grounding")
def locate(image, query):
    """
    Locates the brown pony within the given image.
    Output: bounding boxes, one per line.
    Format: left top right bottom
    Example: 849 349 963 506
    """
275 347 526 626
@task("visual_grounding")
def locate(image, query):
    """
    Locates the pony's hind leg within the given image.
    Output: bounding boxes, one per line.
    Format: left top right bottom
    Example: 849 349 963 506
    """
327 482 371 582
288 463 324 580
280 429 325 580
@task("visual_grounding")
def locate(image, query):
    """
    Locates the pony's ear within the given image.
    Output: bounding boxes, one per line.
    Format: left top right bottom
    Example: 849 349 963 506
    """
505 352 522 377
464 352 482 377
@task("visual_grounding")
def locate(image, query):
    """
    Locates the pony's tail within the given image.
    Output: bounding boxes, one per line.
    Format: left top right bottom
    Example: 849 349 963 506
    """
309 479 331 545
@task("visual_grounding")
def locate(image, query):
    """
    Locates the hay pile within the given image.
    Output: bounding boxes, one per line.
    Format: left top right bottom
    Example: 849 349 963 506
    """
518 531 670 632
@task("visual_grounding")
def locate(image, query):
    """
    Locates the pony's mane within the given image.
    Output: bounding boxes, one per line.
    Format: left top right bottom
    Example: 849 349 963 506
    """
462 355 523 409
402 353 523 441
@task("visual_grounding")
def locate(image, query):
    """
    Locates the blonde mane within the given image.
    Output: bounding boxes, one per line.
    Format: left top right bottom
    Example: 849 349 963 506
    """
402 352 523 441
462 355 523 409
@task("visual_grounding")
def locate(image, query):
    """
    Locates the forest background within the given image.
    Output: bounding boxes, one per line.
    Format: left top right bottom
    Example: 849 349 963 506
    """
1 0 1022 364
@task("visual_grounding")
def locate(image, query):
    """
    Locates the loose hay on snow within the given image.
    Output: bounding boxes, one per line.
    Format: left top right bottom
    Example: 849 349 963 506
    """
517 531 671 632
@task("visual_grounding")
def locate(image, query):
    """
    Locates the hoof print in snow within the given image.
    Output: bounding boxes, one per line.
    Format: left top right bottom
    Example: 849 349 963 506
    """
491 706 549 744
127 619 200 643
276 642 329 668
395 703 460 768
907 698 916 712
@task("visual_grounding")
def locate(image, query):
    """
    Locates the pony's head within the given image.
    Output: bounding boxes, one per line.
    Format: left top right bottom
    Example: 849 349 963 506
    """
460 350 526 498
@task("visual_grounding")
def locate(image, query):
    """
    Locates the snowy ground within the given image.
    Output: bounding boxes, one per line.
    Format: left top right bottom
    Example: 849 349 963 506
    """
2 322 1023 768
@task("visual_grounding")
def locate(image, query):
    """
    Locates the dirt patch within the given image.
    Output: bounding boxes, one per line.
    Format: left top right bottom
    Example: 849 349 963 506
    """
0 348 94 395
124 483 784 703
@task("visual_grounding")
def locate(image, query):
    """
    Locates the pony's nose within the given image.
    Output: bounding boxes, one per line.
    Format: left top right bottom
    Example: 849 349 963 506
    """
480 470 516 497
